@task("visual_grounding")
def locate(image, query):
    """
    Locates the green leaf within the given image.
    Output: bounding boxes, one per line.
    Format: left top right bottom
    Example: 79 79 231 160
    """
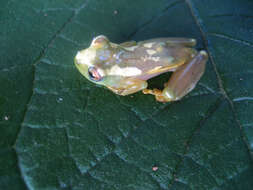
1 0 253 189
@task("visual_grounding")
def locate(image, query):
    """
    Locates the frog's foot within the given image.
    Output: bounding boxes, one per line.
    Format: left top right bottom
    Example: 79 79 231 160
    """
142 88 171 102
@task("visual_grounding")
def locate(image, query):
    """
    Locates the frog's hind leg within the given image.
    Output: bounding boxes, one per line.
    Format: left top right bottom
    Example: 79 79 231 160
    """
162 50 208 101
165 38 197 47
143 50 208 102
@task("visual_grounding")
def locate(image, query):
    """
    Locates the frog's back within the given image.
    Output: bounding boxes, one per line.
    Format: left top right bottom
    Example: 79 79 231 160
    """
119 39 197 80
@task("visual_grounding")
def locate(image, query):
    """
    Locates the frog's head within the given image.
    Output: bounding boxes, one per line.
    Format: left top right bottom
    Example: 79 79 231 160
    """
75 35 130 90
74 35 116 86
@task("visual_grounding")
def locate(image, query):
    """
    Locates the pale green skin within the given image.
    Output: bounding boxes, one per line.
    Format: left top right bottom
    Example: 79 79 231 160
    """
75 35 208 102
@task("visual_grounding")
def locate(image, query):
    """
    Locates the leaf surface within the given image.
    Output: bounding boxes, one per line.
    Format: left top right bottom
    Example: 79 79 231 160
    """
1 0 253 189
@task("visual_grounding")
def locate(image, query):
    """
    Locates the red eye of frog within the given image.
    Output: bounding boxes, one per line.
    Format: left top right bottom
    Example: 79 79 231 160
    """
88 67 103 82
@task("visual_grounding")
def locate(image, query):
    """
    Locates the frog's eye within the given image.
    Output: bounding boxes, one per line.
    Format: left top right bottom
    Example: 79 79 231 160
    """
91 35 109 48
88 67 103 82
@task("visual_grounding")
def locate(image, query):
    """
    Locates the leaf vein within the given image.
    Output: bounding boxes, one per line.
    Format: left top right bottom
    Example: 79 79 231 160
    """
113 153 165 190
127 0 183 39
184 0 253 161
14 1 90 189
168 97 222 188
208 32 253 48
209 13 253 19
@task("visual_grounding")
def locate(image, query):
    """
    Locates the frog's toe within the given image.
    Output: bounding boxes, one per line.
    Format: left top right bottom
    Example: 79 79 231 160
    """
142 88 161 95
142 89 152 95
143 88 171 102
155 94 171 103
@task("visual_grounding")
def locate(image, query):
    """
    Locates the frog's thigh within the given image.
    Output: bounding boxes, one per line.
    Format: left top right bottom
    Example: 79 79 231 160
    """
120 79 147 96
165 38 196 47
162 50 208 101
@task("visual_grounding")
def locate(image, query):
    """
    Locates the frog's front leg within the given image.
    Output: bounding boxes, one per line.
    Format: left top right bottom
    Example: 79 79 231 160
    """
143 51 208 102
107 78 147 96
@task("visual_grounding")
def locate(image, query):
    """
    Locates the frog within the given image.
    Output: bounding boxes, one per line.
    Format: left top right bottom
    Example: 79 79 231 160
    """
74 35 208 102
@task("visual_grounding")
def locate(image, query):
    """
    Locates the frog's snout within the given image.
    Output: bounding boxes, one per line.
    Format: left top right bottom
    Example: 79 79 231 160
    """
74 51 85 74
74 51 82 65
